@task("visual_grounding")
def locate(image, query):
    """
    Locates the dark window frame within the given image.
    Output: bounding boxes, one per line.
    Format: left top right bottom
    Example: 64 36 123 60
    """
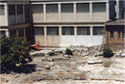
93 2 106 12
34 27 44 35
61 3 73 13
77 27 90 35
32 4 43 14
93 27 104 35
76 3 89 13
8 5 16 15
17 5 23 15
0 5 5 15
46 4 58 13
62 27 74 35
47 27 59 35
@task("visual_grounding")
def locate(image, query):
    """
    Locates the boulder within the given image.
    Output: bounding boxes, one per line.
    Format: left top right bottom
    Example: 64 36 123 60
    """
88 60 103 64
35 66 42 71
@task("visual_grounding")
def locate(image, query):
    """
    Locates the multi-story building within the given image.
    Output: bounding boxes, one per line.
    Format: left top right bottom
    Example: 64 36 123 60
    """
0 0 34 43
31 0 110 47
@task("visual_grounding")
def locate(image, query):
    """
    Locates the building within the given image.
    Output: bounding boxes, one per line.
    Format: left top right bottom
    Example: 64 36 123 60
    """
31 0 109 47
0 0 34 43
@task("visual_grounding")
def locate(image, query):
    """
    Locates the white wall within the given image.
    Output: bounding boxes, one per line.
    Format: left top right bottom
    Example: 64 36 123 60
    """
0 3 8 26
33 13 44 22
46 13 59 22
76 13 90 22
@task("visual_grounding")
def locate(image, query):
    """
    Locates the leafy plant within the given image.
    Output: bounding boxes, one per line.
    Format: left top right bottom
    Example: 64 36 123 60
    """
0 36 32 70
65 48 72 55
103 48 114 58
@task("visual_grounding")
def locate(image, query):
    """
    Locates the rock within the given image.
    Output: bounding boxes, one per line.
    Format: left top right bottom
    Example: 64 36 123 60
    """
72 51 79 56
64 55 71 58
88 60 103 64
121 53 125 57
81 52 89 57
35 66 42 71
14 74 20 78
45 65 50 70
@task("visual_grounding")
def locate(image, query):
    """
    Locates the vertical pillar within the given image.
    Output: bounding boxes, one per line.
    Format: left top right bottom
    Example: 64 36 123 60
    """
90 2 93 21
74 26 77 36
44 26 47 45
116 0 119 19
90 26 93 46
106 1 109 20
59 26 62 36
74 2 77 21
23 4 25 23
15 5 18 23
6 30 9 37
58 3 61 22
43 3 46 22
24 28 26 39
5 3 8 25
16 29 19 36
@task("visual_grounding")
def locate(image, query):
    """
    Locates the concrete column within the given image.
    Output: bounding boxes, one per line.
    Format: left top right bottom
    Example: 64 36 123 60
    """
15 5 18 23
4 3 8 26
106 2 109 20
116 0 119 19
74 26 77 36
43 4 46 22
58 3 61 22
6 30 9 37
89 2 93 21
44 26 47 45
16 29 19 36
74 2 77 21
23 4 25 23
59 26 62 36
90 26 93 46
24 28 26 39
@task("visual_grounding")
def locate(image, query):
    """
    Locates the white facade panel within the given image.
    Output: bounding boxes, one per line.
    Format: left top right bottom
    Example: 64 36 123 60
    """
46 13 59 22
61 13 74 22
76 13 90 22
33 13 44 22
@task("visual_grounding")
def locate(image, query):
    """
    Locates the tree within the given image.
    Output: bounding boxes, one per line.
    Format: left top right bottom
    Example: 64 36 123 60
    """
0 36 32 71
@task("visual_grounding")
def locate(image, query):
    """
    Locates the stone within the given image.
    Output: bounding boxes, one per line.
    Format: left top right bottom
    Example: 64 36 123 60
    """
35 66 42 71
88 60 103 64
64 55 71 58
121 53 125 57
14 74 20 78
45 65 50 70
81 52 89 57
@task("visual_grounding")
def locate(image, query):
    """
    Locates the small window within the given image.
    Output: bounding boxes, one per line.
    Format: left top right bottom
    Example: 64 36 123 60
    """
0 5 5 15
62 27 74 35
17 5 23 15
8 5 15 15
110 31 114 38
32 4 43 14
47 27 59 35
46 4 58 13
77 3 89 13
93 2 106 12
35 27 44 35
93 27 104 35
77 27 90 35
61 3 73 13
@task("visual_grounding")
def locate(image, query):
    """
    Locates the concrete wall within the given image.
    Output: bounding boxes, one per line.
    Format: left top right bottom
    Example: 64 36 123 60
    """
0 3 8 26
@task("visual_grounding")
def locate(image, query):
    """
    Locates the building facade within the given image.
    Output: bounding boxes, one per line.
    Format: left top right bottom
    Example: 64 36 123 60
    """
31 0 109 47
0 0 34 43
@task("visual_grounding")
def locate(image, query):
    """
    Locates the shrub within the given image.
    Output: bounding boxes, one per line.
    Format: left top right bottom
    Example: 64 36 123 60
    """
65 48 72 55
103 48 114 58
0 36 32 70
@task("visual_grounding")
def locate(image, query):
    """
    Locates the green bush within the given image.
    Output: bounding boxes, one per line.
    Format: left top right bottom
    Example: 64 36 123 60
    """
0 36 32 70
65 48 72 55
103 48 114 58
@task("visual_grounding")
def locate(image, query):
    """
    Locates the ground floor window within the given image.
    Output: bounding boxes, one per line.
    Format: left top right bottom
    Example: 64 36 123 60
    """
18 29 24 37
62 27 74 35
47 27 59 35
122 31 125 38
118 31 121 39
110 31 114 39
77 27 90 35
93 27 104 35
34 27 44 35
0 31 6 36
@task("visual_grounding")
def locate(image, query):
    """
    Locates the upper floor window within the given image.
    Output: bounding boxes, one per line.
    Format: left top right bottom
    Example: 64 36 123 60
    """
46 4 58 13
77 3 89 13
61 3 73 13
32 4 43 14
0 5 5 15
62 27 74 35
35 27 44 35
8 5 15 15
93 27 104 35
17 5 23 15
47 27 59 35
93 2 106 12
77 27 90 35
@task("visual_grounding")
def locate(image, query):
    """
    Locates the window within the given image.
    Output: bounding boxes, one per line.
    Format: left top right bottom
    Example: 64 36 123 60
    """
77 3 89 13
47 27 59 35
46 4 58 13
61 3 73 13
0 5 5 15
8 5 15 15
25 5 30 23
93 2 106 12
17 5 23 15
35 27 44 35
62 27 74 35
77 27 90 35
118 31 121 39
9 29 16 37
110 31 114 38
18 29 24 37
32 4 43 14
0 31 6 36
93 27 104 35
